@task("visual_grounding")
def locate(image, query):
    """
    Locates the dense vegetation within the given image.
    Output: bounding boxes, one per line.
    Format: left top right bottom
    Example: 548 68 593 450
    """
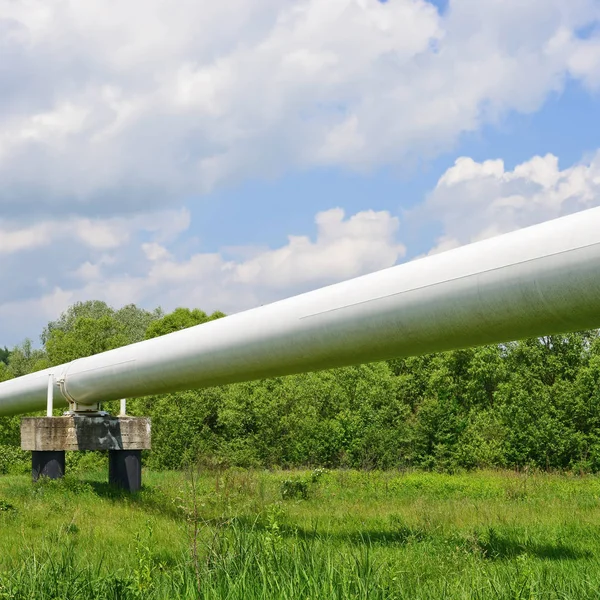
2 469 600 599
2 300 600 474
3 303 600 599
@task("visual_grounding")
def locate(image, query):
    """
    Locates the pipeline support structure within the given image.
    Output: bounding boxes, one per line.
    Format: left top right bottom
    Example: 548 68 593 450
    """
1 207 600 492
21 416 151 491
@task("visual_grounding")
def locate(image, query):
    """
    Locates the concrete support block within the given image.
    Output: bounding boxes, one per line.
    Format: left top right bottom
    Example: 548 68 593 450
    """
109 450 142 492
21 416 151 451
21 416 150 491
32 450 65 481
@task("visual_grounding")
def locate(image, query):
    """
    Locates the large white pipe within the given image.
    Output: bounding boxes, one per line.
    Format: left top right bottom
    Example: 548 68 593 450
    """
1 207 600 417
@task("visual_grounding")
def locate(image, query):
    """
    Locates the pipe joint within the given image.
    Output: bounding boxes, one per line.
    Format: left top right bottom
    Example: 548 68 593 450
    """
56 372 100 414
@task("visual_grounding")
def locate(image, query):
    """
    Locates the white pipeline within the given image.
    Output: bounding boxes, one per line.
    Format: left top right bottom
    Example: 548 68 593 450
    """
1 207 600 417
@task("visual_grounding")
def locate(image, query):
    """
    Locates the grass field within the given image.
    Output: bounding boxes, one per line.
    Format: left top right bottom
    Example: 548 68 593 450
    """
1 468 600 599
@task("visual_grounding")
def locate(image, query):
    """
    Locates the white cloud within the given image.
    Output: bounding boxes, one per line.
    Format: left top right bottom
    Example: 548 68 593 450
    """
231 208 405 287
0 0 599 217
0 209 190 256
142 243 172 262
0 288 76 340
0 207 405 344
567 32 600 90
0 222 52 254
424 151 600 252
2 149 600 347
2 0 600 346
72 262 102 281
90 207 404 306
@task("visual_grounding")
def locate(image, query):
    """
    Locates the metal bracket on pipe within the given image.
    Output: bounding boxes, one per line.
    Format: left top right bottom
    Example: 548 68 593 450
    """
63 406 108 417
56 374 103 415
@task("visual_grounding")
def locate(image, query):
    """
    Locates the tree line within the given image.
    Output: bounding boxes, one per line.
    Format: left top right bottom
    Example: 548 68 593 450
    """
1 300 600 473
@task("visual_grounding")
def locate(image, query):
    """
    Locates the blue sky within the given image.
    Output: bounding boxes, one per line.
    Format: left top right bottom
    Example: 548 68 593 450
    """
169 76 600 264
1 0 600 346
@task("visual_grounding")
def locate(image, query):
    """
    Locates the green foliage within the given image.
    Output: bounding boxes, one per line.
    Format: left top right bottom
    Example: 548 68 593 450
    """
280 477 309 500
65 451 106 474
0 499 16 512
3 298 600 473
0 445 28 475
0 347 9 366
0 415 20 447
138 389 223 470
5 339 49 377
42 300 113 344
115 304 164 343
455 410 507 469
3 470 600 598
280 468 328 500
44 302 163 365
41 300 161 346
145 307 225 339
310 467 329 483
0 363 11 383
46 315 130 364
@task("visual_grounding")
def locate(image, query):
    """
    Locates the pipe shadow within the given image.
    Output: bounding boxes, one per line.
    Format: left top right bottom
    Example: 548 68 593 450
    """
467 529 590 561
234 517 589 561
85 480 185 521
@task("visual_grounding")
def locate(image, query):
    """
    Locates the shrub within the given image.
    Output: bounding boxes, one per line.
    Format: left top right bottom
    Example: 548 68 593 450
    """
0 445 29 475
280 477 309 500
0 499 16 513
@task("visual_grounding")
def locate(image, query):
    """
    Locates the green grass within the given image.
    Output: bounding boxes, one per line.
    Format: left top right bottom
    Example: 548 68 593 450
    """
2 468 600 598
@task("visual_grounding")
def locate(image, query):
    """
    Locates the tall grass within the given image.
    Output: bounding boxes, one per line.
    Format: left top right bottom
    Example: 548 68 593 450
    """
1 469 600 598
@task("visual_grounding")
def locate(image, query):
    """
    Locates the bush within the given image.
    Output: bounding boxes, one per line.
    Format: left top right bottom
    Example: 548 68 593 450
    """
0 445 29 475
65 451 106 474
280 477 309 500
0 499 16 512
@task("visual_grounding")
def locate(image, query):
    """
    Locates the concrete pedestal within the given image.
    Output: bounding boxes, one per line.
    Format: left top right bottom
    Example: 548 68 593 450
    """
109 450 142 492
32 450 65 481
21 416 151 491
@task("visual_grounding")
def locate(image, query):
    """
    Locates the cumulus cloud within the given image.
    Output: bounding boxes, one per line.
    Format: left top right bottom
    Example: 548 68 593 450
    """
0 207 190 328
2 149 600 346
0 209 190 255
2 0 600 345
423 151 600 252
231 208 405 287
0 0 599 218
71 207 404 306
0 207 405 344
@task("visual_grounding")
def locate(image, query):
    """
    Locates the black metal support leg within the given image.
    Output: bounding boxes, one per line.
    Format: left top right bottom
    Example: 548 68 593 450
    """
32 450 65 481
108 450 142 492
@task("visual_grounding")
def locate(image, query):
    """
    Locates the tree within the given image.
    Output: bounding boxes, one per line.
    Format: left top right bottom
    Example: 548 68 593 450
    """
0 362 11 383
45 316 130 365
42 300 162 346
4 296 600 473
115 304 164 343
145 308 226 340
41 300 114 345
0 347 9 365
464 345 508 409
6 339 49 377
